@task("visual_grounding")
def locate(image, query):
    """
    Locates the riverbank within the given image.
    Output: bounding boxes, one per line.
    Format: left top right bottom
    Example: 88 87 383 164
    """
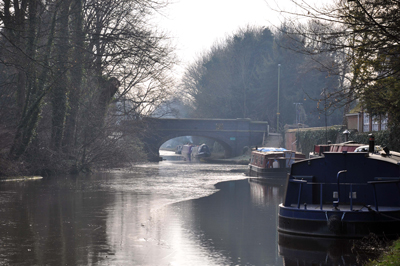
0 176 43 182
201 154 250 165
367 239 400 265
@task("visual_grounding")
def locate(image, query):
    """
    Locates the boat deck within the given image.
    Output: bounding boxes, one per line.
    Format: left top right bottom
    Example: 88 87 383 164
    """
284 203 400 212
279 151 400 237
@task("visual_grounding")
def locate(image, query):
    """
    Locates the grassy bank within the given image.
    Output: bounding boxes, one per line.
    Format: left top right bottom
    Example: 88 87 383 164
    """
367 239 400 265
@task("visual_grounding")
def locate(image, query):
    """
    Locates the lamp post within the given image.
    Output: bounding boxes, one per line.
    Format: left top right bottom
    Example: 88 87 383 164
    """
277 64 281 131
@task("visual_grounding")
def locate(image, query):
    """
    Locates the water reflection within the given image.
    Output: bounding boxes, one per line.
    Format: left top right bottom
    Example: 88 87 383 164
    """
164 178 288 265
0 161 378 265
0 175 113 265
277 233 385 266
248 178 286 207
0 162 250 265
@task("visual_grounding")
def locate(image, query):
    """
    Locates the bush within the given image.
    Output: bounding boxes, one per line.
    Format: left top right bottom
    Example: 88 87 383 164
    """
295 127 392 156
351 131 390 150
367 238 400 266
295 126 342 156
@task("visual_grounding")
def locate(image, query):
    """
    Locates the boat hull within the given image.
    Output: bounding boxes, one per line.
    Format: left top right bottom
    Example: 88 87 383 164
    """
194 152 211 159
279 149 400 238
278 204 400 238
248 164 289 177
248 147 305 178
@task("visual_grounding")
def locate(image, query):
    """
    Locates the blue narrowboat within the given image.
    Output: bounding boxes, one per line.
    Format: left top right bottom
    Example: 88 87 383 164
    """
278 138 400 238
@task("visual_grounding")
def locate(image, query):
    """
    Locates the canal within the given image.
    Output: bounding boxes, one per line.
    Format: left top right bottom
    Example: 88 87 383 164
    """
0 151 375 265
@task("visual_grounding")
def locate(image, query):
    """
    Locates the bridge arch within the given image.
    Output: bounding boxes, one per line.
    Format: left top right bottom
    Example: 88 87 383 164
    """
158 133 233 158
125 118 269 161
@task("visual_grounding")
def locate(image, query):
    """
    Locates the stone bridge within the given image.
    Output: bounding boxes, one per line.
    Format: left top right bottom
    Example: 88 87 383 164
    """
125 118 269 161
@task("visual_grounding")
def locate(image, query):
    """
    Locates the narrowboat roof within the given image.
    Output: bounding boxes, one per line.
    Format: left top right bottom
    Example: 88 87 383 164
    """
313 150 400 164
252 147 304 157
291 151 400 179
256 147 288 152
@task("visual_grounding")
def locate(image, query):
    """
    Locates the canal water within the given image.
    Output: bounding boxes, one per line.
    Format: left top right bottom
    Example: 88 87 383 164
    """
0 151 375 265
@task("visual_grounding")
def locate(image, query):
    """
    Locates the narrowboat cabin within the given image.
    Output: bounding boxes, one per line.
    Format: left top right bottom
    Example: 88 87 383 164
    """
309 141 388 158
181 144 211 161
278 140 400 238
192 144 211 159
248 148 306 177
181 144 193 161
309 141 362 158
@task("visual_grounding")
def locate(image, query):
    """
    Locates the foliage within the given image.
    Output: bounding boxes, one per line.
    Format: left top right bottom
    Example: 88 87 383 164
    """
350 131 390 150
367 238 400 266
295 127 392 158
295 126 392 157
361 78 400 151
180 25 345 131
0 0 175 176
295 127 342 156
276 0 400 155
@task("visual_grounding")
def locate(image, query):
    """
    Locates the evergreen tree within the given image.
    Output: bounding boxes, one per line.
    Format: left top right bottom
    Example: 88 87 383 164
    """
181 25 344 131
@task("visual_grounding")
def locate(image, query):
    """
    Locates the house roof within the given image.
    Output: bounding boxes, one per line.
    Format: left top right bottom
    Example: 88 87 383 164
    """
349 102 363 114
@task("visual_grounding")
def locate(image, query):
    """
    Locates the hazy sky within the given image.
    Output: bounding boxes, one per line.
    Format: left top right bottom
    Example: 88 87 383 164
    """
154 0 324 77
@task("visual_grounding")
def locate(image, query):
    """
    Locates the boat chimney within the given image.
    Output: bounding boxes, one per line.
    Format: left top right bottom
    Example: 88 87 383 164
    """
343 130 350 142
368 134 375 153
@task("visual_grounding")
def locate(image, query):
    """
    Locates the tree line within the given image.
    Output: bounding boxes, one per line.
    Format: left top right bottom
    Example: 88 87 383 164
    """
179 0 400 151
2 0 399 176
179 25 347 132
274 0 400 150
0 0 176 176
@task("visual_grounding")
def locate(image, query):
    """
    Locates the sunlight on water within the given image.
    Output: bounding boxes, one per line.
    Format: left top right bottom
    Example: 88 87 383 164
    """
0 155 368 265
106 159 247 208
94 159 249 265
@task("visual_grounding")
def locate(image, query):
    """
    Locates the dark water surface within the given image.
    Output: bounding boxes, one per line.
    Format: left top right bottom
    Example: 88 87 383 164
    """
0 154 368 265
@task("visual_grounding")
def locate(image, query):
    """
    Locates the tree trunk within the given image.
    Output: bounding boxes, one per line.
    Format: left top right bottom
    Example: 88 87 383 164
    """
9 0 58 160
62 0 84 154
51 0 71 150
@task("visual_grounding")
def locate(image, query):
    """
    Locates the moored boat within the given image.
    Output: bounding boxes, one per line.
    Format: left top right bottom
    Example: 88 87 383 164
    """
278 137 400 238
181 143 211 161
309 141 386 158
181 144 193 161
192 143 211 159
248 147 306 178
309 141 362 158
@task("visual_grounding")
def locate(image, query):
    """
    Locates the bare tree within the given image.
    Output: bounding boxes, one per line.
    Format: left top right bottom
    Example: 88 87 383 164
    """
272 0 400 148
0 0 176 175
